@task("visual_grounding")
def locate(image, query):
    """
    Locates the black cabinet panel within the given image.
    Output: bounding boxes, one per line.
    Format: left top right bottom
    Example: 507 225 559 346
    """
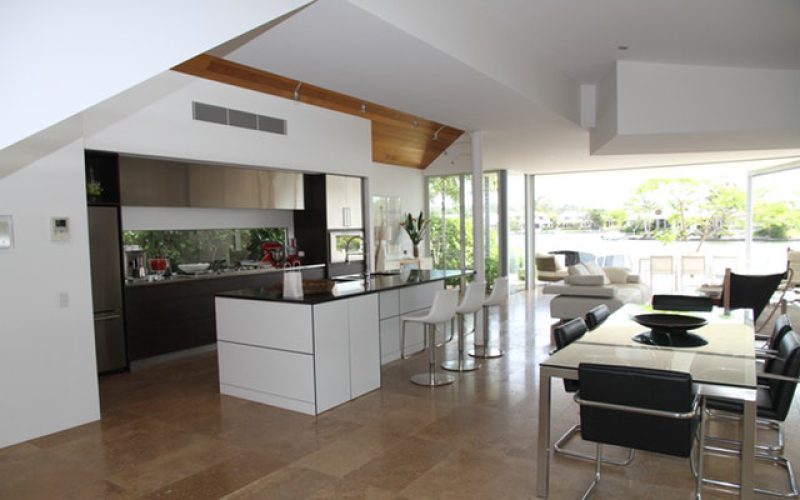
85 150 120 206
124 268 325 361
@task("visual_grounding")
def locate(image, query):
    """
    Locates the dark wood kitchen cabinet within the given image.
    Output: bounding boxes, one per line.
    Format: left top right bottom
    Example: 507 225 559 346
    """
124 268 324 361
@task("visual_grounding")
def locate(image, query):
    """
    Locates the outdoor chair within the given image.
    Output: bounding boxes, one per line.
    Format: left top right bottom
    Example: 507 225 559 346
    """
649 255 677 293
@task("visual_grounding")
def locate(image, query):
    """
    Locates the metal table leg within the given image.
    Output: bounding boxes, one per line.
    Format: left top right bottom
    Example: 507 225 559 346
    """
740 398 755 499
537 366 552 498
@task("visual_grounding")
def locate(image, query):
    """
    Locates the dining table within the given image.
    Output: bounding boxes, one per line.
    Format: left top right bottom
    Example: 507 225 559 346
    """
536 304 758 499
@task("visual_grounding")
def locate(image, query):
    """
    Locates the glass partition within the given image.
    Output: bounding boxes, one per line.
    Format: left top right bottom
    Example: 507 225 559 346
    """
427 171 513 290
508 172 527 290
749 167 800 274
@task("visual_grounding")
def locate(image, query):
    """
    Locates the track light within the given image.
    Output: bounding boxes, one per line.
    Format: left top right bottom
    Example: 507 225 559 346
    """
293 82 302 101
433 125 445 141
360 103 367 113
412 119 419 128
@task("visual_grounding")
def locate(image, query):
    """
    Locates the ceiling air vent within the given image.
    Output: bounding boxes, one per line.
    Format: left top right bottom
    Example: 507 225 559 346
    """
192 102 287 135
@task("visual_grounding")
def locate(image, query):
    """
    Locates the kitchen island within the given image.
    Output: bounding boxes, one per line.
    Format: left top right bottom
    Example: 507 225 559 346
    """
123 264 326 362
215 270 466 414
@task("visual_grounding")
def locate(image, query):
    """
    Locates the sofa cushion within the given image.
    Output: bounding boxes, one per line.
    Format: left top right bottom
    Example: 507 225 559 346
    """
568 263 590 276
566 275 605 286
603 267 630 284
585 261 611 284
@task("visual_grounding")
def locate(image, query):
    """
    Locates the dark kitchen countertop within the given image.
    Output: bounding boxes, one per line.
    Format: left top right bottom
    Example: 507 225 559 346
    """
125 263 327 287
216 269 471 305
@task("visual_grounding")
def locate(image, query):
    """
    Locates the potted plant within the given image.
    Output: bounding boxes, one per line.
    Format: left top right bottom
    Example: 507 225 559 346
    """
400 211 429 258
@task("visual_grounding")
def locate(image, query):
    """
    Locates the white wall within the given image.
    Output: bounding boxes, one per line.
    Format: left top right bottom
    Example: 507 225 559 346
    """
0 139 100 448
85 72 374 176
617 61 800 135
592 61 800 154
0 0 311 152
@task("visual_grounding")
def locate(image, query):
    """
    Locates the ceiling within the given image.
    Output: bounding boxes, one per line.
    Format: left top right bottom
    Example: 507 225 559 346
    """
220 0 800 174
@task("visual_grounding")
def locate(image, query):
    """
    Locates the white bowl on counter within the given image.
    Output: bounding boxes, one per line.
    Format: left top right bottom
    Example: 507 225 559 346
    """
178 263 211 273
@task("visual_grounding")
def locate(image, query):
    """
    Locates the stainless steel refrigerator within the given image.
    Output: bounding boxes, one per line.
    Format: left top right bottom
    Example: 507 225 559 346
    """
88 206 128 373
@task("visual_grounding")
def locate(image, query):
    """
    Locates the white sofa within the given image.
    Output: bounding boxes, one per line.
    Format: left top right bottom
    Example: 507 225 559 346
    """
543 262 651 321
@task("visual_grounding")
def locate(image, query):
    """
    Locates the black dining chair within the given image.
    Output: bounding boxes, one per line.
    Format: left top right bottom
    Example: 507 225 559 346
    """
758 314 794 372
721 268 788 331
704 330 800 497
652 294 714 312
576 363 705 498
585 304 611 331
551 319 634 466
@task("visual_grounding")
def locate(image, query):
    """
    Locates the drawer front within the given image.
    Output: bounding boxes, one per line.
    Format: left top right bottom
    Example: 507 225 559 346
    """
215 298 313 353
217 341 315 403
399 281 444 314
348 294 380 397
379 290 399 319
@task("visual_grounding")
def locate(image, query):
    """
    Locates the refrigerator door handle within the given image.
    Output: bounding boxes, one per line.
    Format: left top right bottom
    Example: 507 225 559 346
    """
95 312 122 321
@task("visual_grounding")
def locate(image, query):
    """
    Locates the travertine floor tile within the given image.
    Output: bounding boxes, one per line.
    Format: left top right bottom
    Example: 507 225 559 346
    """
1 289 790 499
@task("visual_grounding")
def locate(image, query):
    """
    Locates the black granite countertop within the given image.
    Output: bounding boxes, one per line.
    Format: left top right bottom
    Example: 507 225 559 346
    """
125 263 326 287
215 269 470 305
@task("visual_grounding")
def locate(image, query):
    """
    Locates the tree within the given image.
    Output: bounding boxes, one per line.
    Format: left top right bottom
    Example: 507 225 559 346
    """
692 183 745 250
754 200 800 239
626 178 747 250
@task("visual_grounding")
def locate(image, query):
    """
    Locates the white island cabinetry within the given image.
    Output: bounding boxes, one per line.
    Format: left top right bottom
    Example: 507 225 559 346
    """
216 293 380 415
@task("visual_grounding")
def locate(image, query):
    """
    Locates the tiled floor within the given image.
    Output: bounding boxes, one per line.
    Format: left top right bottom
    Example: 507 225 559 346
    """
1 289 798 498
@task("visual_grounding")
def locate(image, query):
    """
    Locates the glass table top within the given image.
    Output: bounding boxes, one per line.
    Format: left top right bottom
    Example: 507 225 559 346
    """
544 304 757 389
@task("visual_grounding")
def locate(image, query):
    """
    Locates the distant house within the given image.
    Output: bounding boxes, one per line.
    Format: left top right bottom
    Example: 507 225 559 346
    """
558 211 591 229
534 213 552 229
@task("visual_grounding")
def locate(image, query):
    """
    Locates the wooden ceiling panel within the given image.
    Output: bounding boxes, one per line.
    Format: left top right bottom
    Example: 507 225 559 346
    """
173 54 463 169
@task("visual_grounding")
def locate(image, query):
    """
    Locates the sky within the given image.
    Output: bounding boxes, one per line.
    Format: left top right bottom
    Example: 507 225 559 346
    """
535 157 800 210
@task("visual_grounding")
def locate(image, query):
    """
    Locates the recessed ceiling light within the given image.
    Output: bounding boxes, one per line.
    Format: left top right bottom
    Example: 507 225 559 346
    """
617 45 629 51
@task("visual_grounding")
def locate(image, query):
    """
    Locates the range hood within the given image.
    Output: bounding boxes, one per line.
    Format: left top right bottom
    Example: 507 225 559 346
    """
119 156 304 210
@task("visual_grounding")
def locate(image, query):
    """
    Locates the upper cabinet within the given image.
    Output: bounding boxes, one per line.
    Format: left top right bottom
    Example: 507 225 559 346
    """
118 156 303 210
326 175 363 229
119 157 188 207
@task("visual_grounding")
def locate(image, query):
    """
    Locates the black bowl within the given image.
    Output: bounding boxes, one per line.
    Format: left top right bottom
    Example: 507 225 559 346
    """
633 313 708 333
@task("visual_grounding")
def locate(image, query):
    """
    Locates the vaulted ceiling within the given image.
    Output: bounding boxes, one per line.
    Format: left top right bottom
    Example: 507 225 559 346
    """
212 0 800 173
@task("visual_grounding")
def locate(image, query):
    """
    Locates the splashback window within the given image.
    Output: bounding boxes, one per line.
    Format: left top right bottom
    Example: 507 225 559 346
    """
122 227 287 269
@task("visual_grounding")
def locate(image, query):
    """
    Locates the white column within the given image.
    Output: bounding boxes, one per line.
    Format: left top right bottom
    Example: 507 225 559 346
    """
471 131 485 283
471 131 486 345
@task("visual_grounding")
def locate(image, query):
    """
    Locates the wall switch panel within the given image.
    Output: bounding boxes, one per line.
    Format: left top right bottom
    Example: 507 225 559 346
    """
50 217 70 241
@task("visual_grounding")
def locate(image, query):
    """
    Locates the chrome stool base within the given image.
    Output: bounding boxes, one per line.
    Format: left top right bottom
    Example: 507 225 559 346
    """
410 372 455 387
469 346 503 359
442 358 480 372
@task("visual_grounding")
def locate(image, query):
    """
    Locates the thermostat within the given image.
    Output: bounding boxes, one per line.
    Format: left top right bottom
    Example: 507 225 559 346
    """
51 217 70 241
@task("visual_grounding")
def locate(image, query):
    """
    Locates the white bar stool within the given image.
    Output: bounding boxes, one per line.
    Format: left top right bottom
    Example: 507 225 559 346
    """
442 280 485 372
400 288 459 386
469 276 509 359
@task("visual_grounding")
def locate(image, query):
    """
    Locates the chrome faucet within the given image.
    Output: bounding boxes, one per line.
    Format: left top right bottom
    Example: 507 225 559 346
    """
343 235 364 264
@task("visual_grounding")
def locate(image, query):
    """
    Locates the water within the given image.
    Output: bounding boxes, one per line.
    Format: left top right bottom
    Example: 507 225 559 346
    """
530 231 796 277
